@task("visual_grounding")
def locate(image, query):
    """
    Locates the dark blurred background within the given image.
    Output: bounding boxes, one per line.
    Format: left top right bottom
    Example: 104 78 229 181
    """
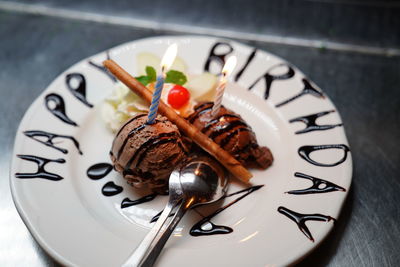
0 0 399 266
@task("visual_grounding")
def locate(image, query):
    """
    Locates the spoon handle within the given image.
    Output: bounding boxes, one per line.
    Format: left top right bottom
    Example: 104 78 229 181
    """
122 197 181 267
139 199 189 267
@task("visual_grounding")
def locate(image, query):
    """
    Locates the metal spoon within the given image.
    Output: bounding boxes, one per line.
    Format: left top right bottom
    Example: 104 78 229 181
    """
123 155 228 267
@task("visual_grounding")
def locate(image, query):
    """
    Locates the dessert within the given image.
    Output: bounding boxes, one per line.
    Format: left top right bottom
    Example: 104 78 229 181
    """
104 59 253 183
103 51 275 190
188 102 273 169
110 113 188 192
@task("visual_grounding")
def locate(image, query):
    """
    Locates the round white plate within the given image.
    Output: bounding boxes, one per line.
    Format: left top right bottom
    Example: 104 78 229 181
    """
10 36 352 267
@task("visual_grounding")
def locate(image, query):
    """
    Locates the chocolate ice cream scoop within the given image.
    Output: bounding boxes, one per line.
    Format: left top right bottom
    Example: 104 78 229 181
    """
110 113 188 193
187 102 273 169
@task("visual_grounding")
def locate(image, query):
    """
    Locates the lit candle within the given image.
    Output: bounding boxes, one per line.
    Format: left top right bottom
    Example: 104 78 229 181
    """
147 43 178 124
211 56 237 118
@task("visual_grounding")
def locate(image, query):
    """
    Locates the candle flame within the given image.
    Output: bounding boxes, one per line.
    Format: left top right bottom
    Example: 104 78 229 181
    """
222 56 237 76
161 43 178 71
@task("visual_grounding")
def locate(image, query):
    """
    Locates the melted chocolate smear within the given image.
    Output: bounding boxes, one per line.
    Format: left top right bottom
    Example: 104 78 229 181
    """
24 130 82 155
278 206 336 242
87 163 113 180
190 185 264 237
276 78 324 108
235 48 257 82
287 172 346 195
88 51 117 82
121 193 158 209
289 110 343 134
102 181 123 196
298 144 350 167
45 93 78 126
15 155 65 181
66 73 93 108
204 42 233 75
248 63 295 100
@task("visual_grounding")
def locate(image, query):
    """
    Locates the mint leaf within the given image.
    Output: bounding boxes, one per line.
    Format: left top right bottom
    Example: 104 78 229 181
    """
165 70 187 85
145 66 157 83
135 75 150 86
135 67 187 86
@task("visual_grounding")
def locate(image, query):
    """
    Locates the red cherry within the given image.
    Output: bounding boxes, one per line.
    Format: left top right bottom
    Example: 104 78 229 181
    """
168 85 190 109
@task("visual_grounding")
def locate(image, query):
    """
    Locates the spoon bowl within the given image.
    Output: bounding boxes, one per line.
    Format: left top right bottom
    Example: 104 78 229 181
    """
179 156 228 207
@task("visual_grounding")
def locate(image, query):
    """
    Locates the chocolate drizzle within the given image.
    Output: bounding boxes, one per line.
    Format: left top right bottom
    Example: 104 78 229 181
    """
187 102 269 167
276 78 324 108
87 163 113 180
116 115 166 159
208 120 249 140
298 144 350 167
204 42 233 75
45 93 78 126
88 51 117 82
289 110 343 134
117 124 146 159
220 128 250 148
115 114 147 137
202 114 241 132
136 137 179 166
15 155 65 181
188 103 253 144
123 132 181 173
188 102 213 123
193 102 213 112
102 181 123 196
248 63 295 100
287 172 346 195
66 73 93 108
23 130 82 155
278 206 335 242
190 185 264 236
235 48 257 82
121 193 158 209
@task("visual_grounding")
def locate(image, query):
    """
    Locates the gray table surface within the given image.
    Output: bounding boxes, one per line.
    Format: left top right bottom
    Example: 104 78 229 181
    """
1 0 399 266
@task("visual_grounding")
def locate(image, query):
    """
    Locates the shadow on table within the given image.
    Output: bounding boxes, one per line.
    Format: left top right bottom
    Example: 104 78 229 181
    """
295 185 354 267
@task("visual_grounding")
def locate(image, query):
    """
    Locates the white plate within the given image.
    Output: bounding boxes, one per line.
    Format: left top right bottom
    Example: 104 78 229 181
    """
10 36 352 267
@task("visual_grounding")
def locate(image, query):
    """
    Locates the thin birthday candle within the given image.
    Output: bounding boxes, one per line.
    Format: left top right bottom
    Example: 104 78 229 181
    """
211 56 237 118
147 43 178 124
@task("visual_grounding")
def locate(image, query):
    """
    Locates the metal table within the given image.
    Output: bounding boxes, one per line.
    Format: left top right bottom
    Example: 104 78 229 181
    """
1 0 399 266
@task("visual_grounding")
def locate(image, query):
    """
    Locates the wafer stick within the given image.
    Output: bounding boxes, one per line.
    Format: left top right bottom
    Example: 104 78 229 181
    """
103 59 253 182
